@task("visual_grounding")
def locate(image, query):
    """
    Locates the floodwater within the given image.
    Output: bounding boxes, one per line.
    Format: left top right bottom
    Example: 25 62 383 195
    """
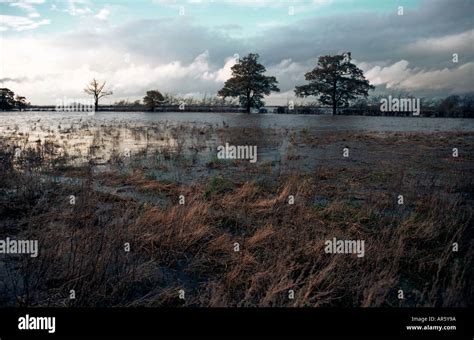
1 111 473 182
1 111 473 132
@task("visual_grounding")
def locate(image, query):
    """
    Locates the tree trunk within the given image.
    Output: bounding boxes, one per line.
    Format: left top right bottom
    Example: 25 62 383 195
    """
94 99 99 112
246 90 251 113
332 101 337 116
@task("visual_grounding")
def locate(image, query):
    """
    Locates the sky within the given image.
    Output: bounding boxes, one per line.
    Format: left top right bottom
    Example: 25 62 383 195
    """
0 0 473 105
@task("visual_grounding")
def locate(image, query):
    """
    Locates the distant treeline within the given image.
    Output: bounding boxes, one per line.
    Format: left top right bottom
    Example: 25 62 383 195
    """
281 94 474 118
77 92 474 118
5 85 474 117
3 52 474 117
348 94 474 118
23 93 473 118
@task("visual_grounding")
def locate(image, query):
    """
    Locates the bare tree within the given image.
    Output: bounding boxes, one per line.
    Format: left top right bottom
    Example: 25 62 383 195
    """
84 79 113 112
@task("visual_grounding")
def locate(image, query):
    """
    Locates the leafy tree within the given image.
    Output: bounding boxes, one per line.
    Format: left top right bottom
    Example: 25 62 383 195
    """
143 90 165 111
114 99 142 106
439 95 460 116
460 93 474 118
0 88 16 110
15 95 28 111
295 53 374 115
84 79 113 112
114 100 129 106
218 53 279 113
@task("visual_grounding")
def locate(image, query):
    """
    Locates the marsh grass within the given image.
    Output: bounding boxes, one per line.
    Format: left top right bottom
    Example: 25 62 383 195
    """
0 127 472 307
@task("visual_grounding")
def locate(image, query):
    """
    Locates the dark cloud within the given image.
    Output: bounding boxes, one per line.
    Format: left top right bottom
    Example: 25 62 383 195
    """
55 0 473 71
0 77 27 83
253 0 474 69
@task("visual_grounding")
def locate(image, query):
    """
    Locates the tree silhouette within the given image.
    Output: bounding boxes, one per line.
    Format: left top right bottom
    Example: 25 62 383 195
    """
218 53 279 113
84 79 113 112
15 95 28 111
0 88 16 110
295 53 374 115
143 90 165 111
439 95 460 117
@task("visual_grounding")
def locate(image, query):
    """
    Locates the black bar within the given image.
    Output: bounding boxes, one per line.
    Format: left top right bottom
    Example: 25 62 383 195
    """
0 308 472 339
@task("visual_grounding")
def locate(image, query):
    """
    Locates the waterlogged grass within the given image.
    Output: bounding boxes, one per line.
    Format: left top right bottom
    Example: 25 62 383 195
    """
0 127 472 307
204 176 235 200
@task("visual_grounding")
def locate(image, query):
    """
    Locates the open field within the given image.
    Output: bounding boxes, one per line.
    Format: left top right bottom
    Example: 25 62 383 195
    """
0 116 473 307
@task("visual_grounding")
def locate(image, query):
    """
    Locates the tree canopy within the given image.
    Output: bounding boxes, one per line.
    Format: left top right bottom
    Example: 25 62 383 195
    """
0 88 15 110
143 90 165 111
218 53 279 113
0 88 29 111
295 53 374 115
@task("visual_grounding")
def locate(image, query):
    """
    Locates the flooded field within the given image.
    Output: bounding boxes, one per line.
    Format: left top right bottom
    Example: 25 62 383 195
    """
2 111 473 178
0 112 473 307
